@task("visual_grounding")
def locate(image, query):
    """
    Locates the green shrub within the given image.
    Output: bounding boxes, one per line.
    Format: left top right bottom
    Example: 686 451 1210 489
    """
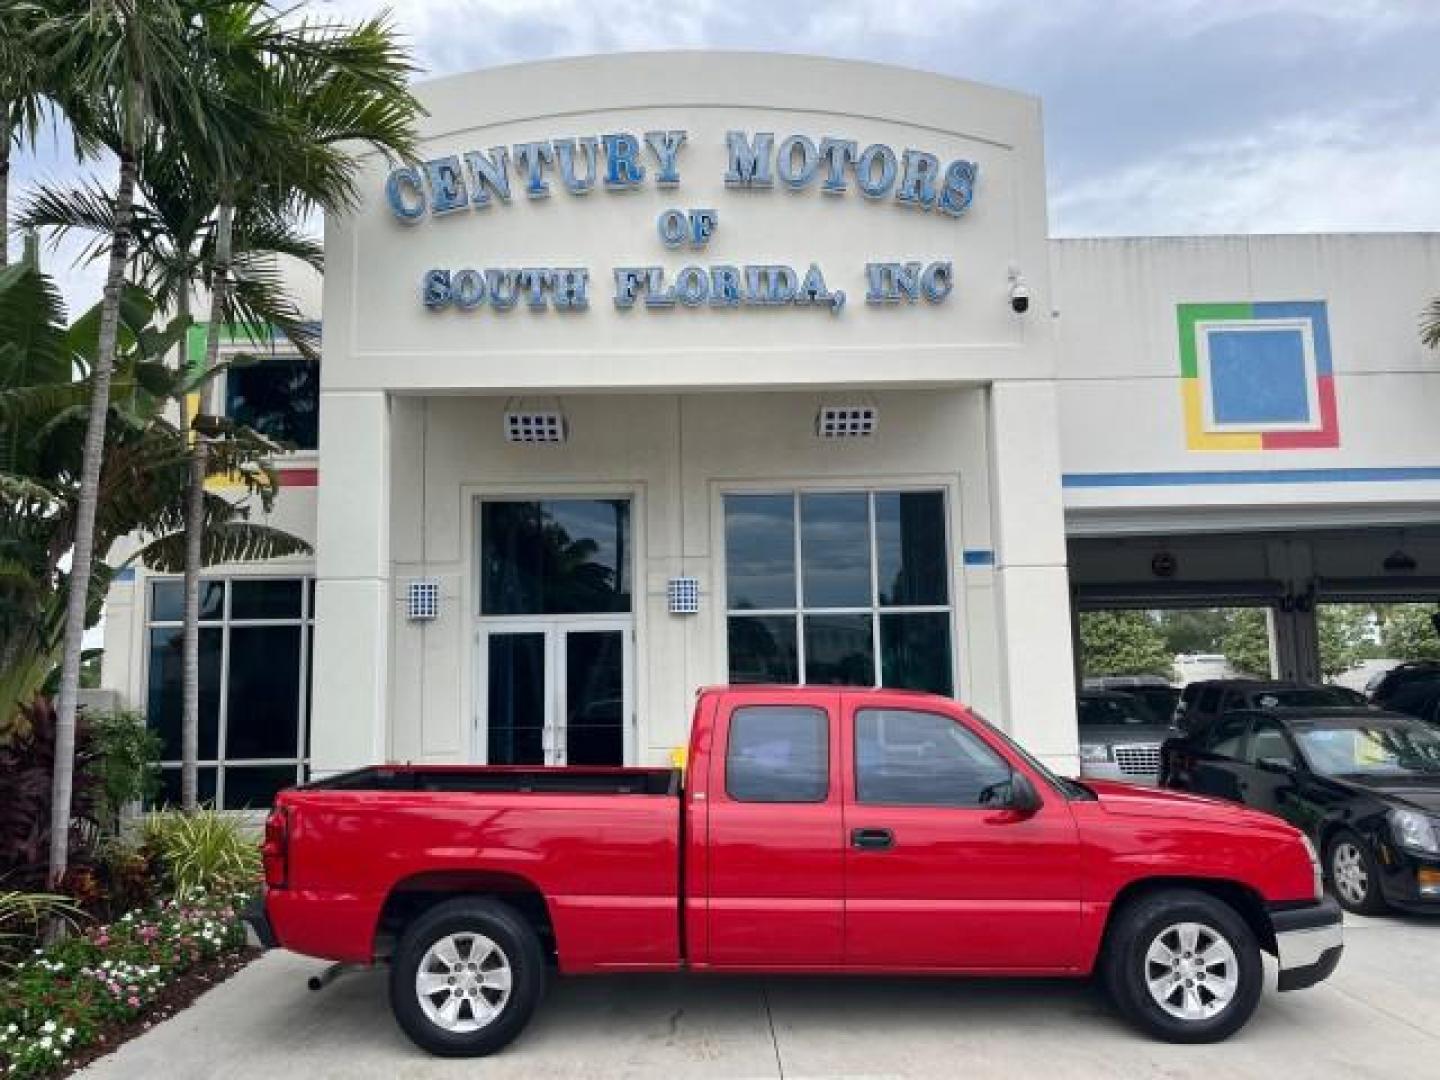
87 711 161 832
0 893 85 969
139 810 260 900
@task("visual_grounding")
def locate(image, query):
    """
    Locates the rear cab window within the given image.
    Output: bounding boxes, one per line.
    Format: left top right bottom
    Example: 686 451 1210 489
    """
724 705 830 803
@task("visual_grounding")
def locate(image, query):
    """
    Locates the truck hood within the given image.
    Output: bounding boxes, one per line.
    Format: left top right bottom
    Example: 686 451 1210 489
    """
1082 779 1284 828
1076 724 1178 746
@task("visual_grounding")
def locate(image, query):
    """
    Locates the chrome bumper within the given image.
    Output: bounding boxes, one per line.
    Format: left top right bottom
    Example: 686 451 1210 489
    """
1271 897 1343 992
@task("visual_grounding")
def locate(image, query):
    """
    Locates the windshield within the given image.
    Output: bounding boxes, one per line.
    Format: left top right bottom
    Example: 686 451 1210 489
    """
1077 696 1156 727
973 709 1094 800
1294 722 1440 778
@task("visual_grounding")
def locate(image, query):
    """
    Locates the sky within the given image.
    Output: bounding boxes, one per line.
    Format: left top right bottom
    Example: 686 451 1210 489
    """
11 0 1440 315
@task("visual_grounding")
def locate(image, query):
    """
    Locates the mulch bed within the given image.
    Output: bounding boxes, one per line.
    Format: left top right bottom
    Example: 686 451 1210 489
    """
54 948 261 1077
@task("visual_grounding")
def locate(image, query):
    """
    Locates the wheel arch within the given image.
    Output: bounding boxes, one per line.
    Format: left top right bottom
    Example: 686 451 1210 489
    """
1102 876 1278 957
374 870 557 964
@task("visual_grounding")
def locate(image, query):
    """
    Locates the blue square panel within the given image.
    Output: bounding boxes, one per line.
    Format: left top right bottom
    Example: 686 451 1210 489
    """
1207 328 1310 424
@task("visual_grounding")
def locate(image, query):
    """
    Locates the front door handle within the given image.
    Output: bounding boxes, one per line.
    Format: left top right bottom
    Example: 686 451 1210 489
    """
851 828 894 851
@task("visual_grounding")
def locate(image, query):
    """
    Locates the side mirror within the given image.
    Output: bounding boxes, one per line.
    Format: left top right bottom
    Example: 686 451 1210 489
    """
1013 772 1043 813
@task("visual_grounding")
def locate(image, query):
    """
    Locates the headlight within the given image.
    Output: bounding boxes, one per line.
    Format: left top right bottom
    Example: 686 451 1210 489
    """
1389 808 1440 855
1079 743 1112 764
1299 834 1323 900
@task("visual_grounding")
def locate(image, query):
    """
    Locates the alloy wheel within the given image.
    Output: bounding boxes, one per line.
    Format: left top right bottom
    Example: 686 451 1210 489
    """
1331 841 1369 907
1143 921 1239 1022
414 932 513 1033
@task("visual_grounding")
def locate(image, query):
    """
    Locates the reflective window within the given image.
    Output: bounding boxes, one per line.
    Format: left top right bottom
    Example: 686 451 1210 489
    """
226 356 319 450
481 500 631 615
1245 720 1295 767
725 705 829 803
146 577 311 809
855 708 1012 807
723 491 954 695
1203 715 1250 758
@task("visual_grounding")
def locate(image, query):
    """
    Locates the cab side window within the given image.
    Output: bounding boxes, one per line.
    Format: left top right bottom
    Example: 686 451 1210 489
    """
725 705 829 803
1196 686 1223 716
1244 720 1295 767
1203 715 1250 759
855 708 1012 807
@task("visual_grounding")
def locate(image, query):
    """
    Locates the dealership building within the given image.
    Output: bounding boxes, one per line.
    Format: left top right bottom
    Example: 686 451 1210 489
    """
97 53 1440 808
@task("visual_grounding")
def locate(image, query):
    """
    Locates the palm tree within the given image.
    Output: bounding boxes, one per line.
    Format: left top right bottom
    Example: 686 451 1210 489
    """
174 7 417 808
31 0 268 885
20 148 323 807
0 3 51 269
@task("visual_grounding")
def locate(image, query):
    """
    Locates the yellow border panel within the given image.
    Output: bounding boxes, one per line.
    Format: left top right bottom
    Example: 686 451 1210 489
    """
1182 380 1262 451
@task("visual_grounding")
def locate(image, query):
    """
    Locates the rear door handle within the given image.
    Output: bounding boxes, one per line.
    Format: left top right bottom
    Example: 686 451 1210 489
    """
851 828 894 851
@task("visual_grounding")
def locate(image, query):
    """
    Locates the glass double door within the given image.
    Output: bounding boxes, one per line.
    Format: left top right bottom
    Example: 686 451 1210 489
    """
480 620 632 766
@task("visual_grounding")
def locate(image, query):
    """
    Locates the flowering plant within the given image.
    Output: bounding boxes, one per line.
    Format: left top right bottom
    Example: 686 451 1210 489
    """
0 892 251 1079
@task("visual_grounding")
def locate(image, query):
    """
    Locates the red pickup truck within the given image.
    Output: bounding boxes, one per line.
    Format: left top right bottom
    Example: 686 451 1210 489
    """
250 686 1342 1056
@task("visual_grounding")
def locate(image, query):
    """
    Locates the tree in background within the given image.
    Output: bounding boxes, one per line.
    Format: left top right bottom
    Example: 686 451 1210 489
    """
1219 608 1273 678
1078 610 1174 680
1154 609 1230 657
1379 604 1440 662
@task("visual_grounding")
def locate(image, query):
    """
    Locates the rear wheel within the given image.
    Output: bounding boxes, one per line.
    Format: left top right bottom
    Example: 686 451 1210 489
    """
389 897 544 1057
1102 889 1263 1043
1327 830 1387 915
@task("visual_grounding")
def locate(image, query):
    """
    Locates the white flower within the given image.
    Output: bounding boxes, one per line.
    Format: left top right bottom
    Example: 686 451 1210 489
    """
41 1021 56 1034
39 1036 52 1050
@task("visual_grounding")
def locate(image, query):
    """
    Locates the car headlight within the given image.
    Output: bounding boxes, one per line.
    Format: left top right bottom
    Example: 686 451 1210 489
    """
1299 834 1323 900
1389 808 1440 855
1079 743 1112 764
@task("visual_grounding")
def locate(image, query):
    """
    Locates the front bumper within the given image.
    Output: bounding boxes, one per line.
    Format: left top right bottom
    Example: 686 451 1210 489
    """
242 894 278 950
1270 897 1343 992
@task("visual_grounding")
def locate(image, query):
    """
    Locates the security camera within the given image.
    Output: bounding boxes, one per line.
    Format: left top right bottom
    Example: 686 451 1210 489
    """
1008 268 1030 314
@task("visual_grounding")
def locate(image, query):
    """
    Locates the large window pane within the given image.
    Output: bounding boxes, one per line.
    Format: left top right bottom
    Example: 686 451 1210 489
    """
231 579 302 620
154 766 216 809
804 614 875 686
487 633 546 765
565 630 624 766
481 500 631 615
150 579 223 623
725 705 829 803
147 627 221 760
800 493 871 608
724 494 795 610
222 764 297 811
728 615 799 683
881 612 953 696
226 357 319 450
875 492 948 606
225 626 301 759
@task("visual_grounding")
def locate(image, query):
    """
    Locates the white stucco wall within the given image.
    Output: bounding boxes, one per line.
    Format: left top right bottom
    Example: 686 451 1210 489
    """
1054 233 1440 526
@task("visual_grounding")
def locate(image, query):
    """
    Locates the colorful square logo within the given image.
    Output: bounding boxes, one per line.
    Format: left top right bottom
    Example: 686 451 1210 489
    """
1177 301 1338 451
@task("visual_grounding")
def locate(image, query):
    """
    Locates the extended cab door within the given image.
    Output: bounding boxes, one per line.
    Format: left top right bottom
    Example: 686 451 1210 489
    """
702 691 845 967
841 695 1084 970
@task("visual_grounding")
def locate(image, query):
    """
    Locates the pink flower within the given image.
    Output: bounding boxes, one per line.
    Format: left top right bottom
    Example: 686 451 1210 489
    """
95 933 110 947
127 996 141 1008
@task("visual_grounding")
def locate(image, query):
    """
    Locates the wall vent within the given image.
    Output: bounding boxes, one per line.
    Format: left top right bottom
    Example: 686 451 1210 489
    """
816 405 877 438
406 579 440 621
504 411 568 443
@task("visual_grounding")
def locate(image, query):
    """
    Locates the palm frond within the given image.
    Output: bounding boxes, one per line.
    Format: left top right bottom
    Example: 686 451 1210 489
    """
1422 296 1440 350
134 522 311 573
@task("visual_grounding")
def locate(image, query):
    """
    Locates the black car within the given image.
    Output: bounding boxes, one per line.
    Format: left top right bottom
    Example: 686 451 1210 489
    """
1161 707 1440 915
1367 659 1440 705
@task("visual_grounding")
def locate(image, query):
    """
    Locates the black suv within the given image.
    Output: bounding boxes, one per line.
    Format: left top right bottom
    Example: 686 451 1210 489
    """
1174 679 1366 734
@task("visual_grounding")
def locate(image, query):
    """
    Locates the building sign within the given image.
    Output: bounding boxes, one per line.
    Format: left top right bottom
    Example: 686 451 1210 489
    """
385 130 979 316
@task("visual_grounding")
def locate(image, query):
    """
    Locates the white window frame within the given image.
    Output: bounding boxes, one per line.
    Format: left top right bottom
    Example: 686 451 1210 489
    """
143 575 313 808
718 486 960 694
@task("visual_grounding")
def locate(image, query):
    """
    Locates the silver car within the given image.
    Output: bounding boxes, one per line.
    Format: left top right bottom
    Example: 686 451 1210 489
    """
1076 689 1178 785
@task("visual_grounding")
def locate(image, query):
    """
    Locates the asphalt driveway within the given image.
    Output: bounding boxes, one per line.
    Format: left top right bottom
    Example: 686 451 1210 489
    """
79 912 1439 1079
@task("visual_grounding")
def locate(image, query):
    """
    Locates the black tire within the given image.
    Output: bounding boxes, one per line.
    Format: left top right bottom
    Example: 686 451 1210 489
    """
1326 829 1388 915
389 897 545 1057
1102 888 1263 1043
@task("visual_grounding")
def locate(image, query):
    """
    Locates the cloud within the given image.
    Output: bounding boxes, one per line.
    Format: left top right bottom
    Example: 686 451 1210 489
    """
13 0 1440 310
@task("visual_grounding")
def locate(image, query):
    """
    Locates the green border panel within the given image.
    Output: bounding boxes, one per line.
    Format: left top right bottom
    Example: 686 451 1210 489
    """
1176 302 1253 379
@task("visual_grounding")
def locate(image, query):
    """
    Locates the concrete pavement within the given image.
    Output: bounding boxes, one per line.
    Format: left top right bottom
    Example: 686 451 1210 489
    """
79 912 1439 1079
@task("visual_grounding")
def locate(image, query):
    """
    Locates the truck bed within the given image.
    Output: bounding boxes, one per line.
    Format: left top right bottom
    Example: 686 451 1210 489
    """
306 765 680 796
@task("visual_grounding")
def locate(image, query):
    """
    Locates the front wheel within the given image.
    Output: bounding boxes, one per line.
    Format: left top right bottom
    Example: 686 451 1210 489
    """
1327 830 1388 915
389 897 545 1057
1102 889 1263 1043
